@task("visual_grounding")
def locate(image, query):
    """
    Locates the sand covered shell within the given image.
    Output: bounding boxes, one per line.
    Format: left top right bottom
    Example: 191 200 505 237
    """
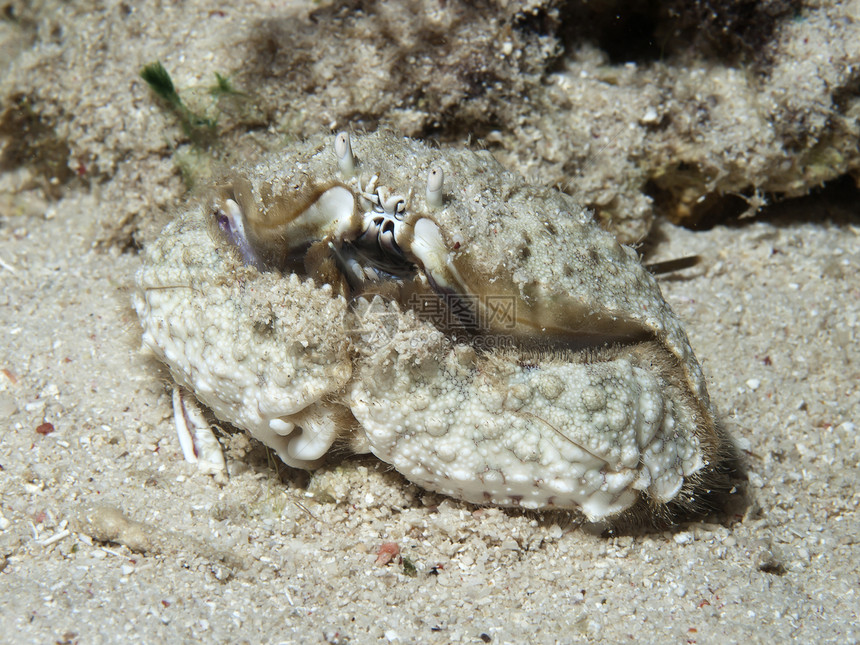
134 130 733 522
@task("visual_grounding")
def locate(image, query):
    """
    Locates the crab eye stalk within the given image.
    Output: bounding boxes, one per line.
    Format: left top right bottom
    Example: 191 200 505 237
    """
425 167 444 209
334 131 357 178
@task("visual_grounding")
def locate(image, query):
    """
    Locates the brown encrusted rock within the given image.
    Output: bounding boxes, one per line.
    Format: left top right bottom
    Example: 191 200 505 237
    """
1 0 857 245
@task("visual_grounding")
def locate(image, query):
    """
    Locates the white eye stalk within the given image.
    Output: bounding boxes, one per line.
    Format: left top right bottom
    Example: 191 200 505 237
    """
426 166 444 209
334 131 356 178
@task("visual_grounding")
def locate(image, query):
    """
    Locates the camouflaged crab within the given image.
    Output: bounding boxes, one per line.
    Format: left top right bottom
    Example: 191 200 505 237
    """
134 129 734 523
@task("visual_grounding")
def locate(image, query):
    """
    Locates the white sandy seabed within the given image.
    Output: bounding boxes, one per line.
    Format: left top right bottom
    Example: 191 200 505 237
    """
0 175 858 644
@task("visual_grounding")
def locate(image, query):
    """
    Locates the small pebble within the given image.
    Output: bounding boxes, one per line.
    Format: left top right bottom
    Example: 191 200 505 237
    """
35 422 55 435
673 531 693 545
641 107 658 123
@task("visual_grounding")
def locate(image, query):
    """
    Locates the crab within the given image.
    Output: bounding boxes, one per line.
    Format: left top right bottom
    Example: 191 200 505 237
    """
133 129 736 523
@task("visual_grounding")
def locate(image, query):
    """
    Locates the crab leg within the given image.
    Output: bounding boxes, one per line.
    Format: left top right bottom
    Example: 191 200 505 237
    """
172 387 227 482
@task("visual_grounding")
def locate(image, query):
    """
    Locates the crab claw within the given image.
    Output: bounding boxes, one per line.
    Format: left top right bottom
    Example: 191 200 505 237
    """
215 198 266 270
229 178 359 272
